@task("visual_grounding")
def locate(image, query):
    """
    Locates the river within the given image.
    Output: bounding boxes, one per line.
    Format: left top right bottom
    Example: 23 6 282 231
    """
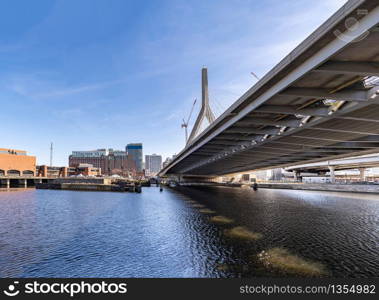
0 186 378 277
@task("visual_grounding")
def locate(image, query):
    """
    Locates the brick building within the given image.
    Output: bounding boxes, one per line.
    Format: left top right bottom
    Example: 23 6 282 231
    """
36 164 101 177
69 149 136 176
0 148 36 176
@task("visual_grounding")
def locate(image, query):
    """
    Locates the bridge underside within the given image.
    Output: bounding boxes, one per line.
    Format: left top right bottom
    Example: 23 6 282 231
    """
162 1 379 176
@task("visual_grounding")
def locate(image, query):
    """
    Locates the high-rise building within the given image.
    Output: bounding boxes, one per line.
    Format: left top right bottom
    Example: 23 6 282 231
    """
145 154 162 176
126 143 143 172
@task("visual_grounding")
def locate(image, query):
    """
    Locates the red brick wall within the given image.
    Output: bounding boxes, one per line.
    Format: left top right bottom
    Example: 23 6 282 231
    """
0 150 36 176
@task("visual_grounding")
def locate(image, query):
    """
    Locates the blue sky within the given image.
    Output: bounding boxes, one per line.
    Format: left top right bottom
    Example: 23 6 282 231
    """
0 0 347 166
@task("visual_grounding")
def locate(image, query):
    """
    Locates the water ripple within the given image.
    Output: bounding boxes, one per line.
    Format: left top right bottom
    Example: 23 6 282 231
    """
0 186 378 277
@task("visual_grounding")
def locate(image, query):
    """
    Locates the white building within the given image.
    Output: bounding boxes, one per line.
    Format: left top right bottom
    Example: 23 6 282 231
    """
145 154 162 176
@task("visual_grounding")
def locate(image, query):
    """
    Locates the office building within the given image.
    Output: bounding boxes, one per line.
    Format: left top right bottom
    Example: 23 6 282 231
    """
145 154 162 176
70 149 107 169
126 143 143 172
69 148 136 176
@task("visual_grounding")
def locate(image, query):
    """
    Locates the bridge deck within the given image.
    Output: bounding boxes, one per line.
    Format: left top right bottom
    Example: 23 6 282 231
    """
162 0 379 176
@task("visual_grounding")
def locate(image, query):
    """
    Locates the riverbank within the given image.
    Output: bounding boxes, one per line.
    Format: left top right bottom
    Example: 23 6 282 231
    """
33 177 154 192
176 181 379 194
257 182 379 194
36 181 143 192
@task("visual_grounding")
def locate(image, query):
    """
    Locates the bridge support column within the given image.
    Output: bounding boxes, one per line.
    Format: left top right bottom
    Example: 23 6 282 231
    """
359 167 366 182
18 179 27 188
328 166 335 183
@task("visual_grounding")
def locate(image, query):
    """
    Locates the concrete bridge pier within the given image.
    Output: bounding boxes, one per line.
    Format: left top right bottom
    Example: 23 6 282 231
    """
328 166 336 183
359 168 366 181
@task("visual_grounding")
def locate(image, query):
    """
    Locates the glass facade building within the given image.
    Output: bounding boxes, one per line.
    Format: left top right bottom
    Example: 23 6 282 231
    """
126 143 143 172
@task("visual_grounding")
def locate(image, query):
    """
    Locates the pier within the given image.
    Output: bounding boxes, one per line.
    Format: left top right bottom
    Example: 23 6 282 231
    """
35 177 144 193
0 176 48 188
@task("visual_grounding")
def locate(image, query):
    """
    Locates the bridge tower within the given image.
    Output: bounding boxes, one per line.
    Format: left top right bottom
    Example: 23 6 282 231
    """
187 67 215 144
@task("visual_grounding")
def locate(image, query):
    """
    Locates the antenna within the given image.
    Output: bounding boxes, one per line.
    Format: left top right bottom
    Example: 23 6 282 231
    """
181 98 197 144
50 142 53 167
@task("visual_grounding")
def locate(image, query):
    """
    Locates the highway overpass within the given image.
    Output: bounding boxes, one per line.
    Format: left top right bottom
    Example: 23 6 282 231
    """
161 0 379 177
285 153 379 182
285 154 379 172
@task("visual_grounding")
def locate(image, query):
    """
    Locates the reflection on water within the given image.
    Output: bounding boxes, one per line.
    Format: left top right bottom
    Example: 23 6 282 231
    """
223 226 262 241
257 247 328 277
0 186 378 278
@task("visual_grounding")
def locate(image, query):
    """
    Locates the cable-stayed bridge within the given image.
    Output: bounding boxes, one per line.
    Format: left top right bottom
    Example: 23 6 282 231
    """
161 0 379 177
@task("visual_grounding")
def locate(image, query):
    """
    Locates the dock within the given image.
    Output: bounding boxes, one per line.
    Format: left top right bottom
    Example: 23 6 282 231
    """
35 178 144 192
36 182 141 192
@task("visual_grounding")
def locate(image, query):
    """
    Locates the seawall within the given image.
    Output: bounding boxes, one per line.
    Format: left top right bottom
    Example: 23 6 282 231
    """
257 183 379 194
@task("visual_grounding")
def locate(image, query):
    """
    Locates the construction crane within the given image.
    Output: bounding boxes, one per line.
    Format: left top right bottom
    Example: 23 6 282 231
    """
181 98 197 144
50 142 53 167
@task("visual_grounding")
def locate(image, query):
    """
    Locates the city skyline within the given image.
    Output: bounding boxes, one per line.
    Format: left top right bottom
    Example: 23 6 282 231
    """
69 145 163 173
0 0 347 166
0 0 378 284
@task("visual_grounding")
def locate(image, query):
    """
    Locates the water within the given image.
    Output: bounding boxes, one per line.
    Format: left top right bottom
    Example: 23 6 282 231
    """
0 186 378 278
